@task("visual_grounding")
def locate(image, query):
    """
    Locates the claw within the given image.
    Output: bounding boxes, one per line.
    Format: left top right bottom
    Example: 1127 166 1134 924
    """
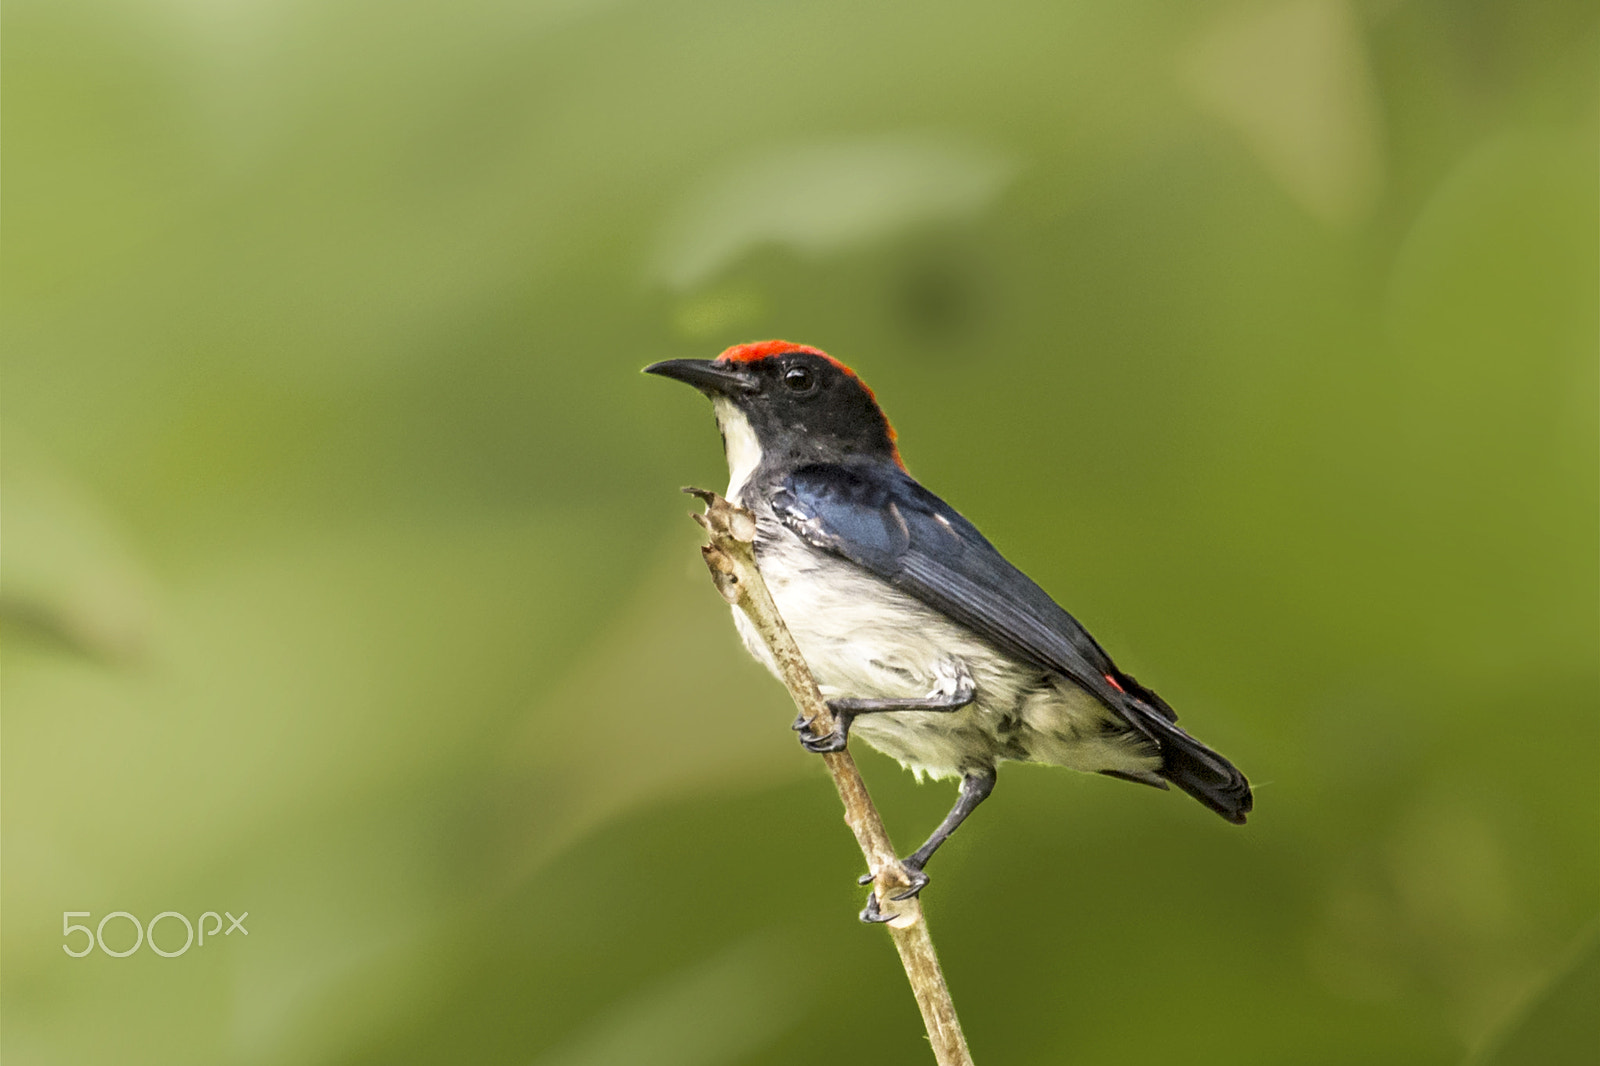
859 893 895 924
798 728 848 753
888 866 930 901
790 712 813 732
857 862 930 900
797 709 851 753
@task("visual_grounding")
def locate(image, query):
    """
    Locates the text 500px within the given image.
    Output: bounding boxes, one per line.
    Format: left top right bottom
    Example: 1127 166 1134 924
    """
62 910 248 957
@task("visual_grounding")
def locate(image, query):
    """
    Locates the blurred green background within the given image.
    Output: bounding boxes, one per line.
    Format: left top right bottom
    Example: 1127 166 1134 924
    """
4 0 1596 1063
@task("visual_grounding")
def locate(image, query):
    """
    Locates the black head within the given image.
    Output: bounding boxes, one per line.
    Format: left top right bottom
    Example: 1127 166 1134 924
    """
645 341 902 470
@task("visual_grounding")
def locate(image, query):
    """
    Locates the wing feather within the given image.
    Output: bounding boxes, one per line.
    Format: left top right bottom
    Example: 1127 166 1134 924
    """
770 463 1171 735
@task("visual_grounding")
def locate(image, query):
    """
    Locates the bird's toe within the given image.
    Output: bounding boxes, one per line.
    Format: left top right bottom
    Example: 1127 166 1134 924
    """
798 728 848 753
859 893 896 924
888 866 930 901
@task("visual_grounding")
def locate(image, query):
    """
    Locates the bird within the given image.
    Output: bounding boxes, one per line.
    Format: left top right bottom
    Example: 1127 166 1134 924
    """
646 340 1251 918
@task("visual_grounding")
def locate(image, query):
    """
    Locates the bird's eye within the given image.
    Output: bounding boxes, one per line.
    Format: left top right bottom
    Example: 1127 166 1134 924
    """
783 366 815 392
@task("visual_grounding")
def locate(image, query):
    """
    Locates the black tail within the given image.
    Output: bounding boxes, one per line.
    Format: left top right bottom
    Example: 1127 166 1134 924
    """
1152 717 1253 824
1110 670 1252 824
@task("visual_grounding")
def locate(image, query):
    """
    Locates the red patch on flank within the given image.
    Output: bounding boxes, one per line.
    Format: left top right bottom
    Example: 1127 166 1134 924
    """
716 340 905 470
1104 674 1125 693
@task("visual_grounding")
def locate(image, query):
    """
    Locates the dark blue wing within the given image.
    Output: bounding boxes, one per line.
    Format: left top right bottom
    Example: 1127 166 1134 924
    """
769 462 1170 727
771 461 1252 824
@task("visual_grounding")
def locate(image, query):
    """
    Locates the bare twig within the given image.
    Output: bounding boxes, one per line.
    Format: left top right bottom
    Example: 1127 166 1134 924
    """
687 488 974 1066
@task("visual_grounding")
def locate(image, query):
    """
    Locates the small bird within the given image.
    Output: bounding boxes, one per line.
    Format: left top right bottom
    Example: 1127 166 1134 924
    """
647 341 1250 917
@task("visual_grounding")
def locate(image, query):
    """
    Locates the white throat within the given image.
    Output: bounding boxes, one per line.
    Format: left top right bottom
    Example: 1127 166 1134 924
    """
712 397 763 503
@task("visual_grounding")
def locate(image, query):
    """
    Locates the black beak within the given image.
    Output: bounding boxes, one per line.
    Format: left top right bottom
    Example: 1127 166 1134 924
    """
643 359 758 397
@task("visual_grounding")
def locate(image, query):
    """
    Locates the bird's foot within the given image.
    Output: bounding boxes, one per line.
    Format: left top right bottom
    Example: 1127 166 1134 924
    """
798 727 849 753
858 866 931 923
793 709 852 753
859 893 894 924
888 864 929 901
857 861 930 900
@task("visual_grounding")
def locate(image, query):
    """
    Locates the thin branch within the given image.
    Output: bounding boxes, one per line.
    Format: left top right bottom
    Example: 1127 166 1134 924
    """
688 488 974 1066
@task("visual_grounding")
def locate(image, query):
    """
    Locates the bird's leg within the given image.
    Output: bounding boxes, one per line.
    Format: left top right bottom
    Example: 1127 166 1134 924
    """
794 691 974 753
793 662 975 754
903 770 995 878
860 770 996 916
